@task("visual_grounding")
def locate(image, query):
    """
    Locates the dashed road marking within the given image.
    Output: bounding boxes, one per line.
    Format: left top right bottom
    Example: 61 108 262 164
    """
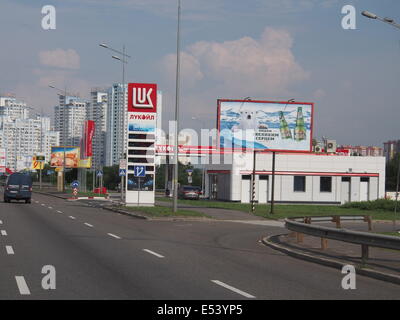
41 204 45 206
56 210 63 214
6 245 14 255
69 216 76 220
107 233 121 239
143 249 165 258
1 230 7 236
211 280 256 299
15 276 31 295
84 223 93 227
48 207 53 209
0 220 3 225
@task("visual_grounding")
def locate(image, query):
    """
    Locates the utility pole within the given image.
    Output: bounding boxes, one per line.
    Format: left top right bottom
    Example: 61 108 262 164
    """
173 0 182 213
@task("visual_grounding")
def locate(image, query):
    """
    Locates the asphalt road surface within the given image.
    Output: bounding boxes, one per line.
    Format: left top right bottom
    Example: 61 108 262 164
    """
0 190 398 300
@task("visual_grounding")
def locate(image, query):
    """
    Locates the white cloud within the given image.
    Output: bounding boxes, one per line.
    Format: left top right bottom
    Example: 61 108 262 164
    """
162 27 309 96
39 49 80 70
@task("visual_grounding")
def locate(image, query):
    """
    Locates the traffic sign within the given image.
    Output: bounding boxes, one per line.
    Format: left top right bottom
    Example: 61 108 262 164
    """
134 165 146 177
71 180 80 188
119 159 127 170
96 170 103 177
119 169 126 177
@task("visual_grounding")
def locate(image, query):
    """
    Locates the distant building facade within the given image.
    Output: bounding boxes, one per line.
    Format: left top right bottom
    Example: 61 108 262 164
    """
54 95 88 147
86 89 108 168
383 140 400 162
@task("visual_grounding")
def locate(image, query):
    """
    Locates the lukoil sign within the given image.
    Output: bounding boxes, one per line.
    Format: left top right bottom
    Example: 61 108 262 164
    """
128 83 157 113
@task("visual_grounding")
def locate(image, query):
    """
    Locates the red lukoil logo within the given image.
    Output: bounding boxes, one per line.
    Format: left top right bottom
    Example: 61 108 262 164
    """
128 83 157 113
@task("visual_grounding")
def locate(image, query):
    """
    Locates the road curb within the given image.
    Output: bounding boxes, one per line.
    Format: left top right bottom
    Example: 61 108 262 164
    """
262 234 400 286
102 206 149 220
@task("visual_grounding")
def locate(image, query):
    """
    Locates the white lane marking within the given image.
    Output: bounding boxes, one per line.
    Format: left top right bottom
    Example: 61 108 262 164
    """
69 216 76 220
56 210 63 214
0 220 2 224
107 233 121 239
48 207 53 209
41 204 45 206
211 280 256 299
35 201 39 203
1 230 7 236
143 249 165 258
84 223 93 227
6 245 14 255
15 276 31 295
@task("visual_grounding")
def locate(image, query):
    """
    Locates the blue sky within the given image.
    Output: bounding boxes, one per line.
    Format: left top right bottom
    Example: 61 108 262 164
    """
0 0 399 146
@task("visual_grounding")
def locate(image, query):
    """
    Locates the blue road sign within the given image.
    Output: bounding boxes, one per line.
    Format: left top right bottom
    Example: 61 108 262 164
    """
71 180 80 188
119 169 126 177
96 170 103 177
134 165 146 177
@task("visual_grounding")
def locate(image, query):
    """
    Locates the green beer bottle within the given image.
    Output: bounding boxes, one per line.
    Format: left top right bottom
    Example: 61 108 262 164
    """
279 111 292 139
294 107 307 141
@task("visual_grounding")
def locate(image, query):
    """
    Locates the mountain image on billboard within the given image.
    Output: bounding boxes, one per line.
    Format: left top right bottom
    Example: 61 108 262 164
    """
219 100 313 151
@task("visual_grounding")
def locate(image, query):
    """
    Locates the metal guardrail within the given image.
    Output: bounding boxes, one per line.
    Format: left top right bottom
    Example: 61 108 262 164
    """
284 215 400 263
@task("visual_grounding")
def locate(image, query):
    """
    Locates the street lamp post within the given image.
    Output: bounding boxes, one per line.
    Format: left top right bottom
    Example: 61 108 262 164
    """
99 43 131 203
173 0 182 213
362 10 400 230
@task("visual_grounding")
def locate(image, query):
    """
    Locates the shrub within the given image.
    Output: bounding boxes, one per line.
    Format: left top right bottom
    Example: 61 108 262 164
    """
341 199 396 211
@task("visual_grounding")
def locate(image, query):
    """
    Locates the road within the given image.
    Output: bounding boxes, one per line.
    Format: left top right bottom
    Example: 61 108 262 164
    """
0 190 398 300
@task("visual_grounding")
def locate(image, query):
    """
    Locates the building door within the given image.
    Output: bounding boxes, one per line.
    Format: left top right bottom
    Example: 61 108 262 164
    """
209 175 218 200
341 177 351 204
241 175 251 203
360 177 369 201
258 175 269 204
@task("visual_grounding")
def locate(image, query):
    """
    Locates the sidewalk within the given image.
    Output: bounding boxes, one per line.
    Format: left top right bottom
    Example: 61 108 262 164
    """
265 221 400 283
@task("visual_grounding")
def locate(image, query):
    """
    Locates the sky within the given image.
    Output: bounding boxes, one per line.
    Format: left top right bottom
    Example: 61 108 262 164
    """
0 0 399 147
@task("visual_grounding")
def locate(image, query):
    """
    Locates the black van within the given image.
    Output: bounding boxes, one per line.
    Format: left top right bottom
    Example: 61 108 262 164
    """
4 173 32 203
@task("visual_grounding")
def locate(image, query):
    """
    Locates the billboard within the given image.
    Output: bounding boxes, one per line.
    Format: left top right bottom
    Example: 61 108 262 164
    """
81 120 95 158
218 99 314 152
31 156 45 170
50 147 80 168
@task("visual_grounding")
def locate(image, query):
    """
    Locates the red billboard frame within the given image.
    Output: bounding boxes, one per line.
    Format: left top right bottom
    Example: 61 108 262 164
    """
216 99 314 153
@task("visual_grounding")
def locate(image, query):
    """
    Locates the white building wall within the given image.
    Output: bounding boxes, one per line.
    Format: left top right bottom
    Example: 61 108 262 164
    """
206 152 386 204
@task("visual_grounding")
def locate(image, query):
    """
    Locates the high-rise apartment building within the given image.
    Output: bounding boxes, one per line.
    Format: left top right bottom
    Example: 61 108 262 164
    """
105 84 127 166
0 115 59 171
0 96 30 120
87 89 108 168
383 140 400 162
54 95 88 147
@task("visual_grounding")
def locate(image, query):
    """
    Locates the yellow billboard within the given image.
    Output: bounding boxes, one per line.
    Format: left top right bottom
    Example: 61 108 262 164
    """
31 156 45 170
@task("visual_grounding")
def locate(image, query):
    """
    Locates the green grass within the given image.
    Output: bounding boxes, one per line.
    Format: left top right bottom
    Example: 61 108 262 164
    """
157 197 398 221
119 205 210 218
376 232 400 237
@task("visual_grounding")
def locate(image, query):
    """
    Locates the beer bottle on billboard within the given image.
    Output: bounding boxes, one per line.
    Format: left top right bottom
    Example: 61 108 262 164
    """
279 111 292 139
294 107 307 141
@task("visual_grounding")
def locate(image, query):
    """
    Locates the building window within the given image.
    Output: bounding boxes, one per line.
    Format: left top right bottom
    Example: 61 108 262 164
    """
294 176 306 192
320 177 332 192
242 175 251 180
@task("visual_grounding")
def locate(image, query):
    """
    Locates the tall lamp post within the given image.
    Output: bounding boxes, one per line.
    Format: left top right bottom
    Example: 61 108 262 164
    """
173 0 182 213
99 43 131 203
362 10 400 230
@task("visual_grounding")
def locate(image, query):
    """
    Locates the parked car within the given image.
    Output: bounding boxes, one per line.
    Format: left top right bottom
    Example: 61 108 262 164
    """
178 185 201 200
4 173 33 203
